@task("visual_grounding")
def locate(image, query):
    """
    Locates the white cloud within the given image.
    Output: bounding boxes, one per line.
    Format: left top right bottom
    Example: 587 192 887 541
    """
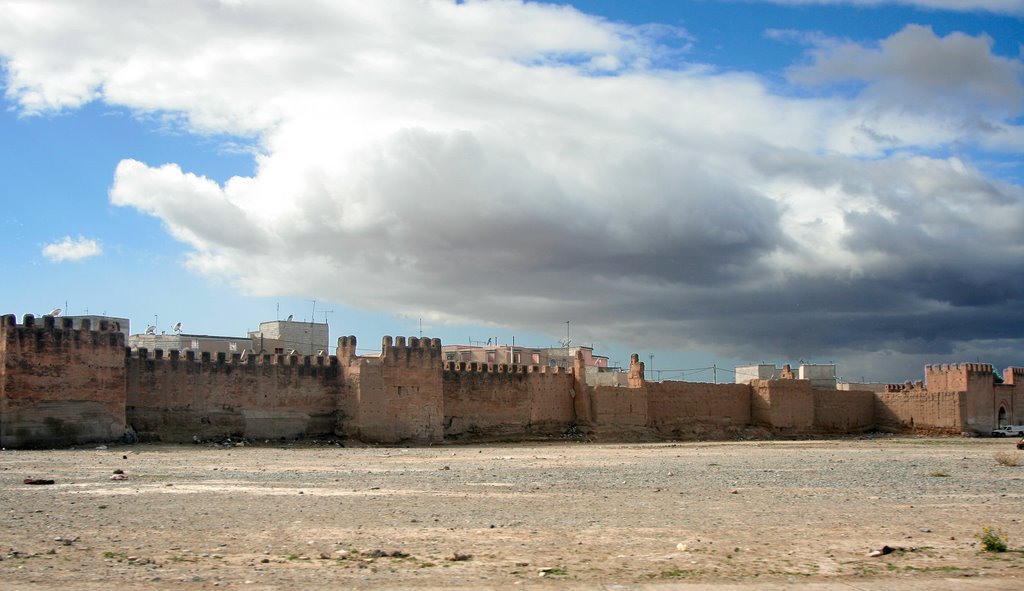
755 0 1024 16
2 1 1023 380
41 235 102 262
788 25 1024 118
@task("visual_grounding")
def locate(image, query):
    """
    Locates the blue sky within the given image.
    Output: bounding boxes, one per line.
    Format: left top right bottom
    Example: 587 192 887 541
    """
1 0 1022 383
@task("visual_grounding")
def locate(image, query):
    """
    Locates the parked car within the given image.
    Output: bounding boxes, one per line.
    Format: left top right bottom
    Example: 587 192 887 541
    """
991 425 1024 437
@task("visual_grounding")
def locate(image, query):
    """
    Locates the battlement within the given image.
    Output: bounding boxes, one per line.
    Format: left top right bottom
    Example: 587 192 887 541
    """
337 335 358 360
1 313 125 350
128 347 338 376
885 380 925 393
443 361 570 377
1003 367 1024 385
924 362 994 391
380 335 442 367
925 362 993 375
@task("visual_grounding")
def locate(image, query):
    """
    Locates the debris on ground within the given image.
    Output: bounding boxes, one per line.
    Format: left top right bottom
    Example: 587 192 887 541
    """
23 478 55 485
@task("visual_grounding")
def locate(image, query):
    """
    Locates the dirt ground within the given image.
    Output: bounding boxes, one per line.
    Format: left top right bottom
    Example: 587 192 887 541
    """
2 436 1023 590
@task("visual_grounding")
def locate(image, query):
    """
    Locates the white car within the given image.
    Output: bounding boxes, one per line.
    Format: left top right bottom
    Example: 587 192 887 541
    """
991 425 1024 437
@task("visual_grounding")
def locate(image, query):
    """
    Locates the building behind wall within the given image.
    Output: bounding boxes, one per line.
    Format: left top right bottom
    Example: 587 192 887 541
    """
735 363 836 389
249 319 329 356
442 344 609 369
129 332 250 356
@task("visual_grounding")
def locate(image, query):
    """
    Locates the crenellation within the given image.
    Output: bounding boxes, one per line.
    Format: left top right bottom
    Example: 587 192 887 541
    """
1004 367 1024 385
337 335 358 360
4 309 1022 446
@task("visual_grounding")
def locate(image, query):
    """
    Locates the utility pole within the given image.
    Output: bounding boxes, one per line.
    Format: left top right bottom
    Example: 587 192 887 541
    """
713 364 717 384
648 354 654 381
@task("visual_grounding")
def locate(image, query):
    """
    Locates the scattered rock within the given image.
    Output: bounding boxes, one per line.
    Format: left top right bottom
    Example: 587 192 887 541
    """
23 478 55 485
447 552 472 562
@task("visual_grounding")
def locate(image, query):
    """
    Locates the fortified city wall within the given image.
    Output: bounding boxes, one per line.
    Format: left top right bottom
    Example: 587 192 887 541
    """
1 314 125 448
2 314 1022 447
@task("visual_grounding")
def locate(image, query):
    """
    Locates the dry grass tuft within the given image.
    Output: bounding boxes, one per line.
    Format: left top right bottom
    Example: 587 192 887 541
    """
994 451 1020 467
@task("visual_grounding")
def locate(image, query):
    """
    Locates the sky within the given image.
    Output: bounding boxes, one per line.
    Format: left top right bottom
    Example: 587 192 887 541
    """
1 0 1022 384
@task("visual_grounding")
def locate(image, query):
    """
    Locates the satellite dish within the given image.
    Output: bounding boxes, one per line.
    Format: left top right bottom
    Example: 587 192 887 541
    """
559 338 572 347
286 314 293 321
173 322 182 333
145 325 156 335
49 308 62 317
317 350 325 356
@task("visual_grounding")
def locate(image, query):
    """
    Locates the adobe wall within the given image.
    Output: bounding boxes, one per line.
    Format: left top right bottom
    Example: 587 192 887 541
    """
442 363 576 439
126 348 343 442
751 379 814 433
348 336 443 444
590 385 648 436
874 385 964 434
812 389 875 433
1 314 126 448
646 381 751 439
919 363 995 434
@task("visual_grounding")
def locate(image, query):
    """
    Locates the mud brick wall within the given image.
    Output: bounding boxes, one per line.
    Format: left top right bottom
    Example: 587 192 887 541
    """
590 386 648 433
646 381 751 438
874 390 965 434
751 379 815 433
349 337 443 444
812 389 875 433
1 315 126 448
126 349 343 442
442 363 575 439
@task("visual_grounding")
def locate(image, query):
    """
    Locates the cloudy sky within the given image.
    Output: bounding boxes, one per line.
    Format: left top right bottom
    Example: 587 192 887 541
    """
1 0 1022 383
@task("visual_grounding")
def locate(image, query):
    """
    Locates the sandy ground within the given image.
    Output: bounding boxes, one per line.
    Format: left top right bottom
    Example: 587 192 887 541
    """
2 436 1023 590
